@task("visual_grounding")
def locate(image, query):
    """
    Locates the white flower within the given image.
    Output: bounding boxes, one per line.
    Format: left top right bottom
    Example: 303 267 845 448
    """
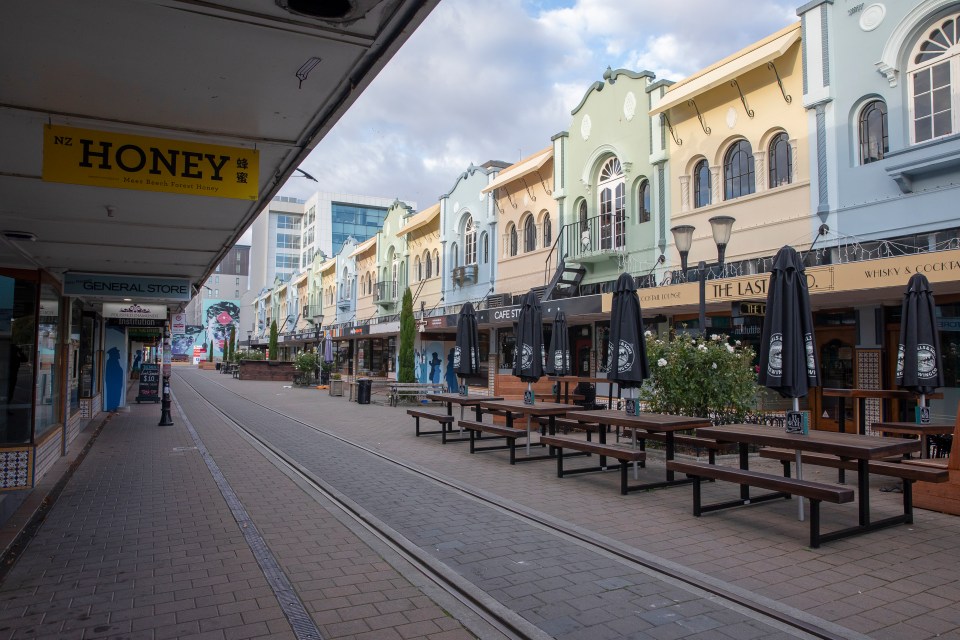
698 344 708 352
657 358 668 367
644 330 652 337
711 334 720 341
726 344 735 353
735 340 742 346
711 362 718 369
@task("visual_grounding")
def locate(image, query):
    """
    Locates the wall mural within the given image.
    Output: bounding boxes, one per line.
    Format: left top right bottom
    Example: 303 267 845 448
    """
414 340 458 392
202 300 240 358
171 325 205 361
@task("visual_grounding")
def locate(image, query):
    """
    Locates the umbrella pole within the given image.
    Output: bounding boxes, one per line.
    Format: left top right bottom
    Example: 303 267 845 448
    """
794 397 804 522
526 382 533 455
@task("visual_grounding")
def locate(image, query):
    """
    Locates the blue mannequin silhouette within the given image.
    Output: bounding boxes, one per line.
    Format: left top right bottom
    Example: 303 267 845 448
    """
105 347 123 411
444 348 459 393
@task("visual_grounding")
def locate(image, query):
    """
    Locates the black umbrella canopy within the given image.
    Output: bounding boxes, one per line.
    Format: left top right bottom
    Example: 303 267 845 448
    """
545 311 571 377
454 301 481 377
513 289 544 383
896 273 944 395
607 272 650 389
758 246 819 399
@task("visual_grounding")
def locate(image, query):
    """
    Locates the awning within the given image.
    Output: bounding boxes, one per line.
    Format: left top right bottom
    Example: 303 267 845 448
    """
480 147 552 194
348 236 377 258
319 258 337 274
650 23 800 116
396 203 441 237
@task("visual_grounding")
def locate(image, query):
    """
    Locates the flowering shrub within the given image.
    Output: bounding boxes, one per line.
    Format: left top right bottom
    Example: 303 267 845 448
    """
639 331 758 423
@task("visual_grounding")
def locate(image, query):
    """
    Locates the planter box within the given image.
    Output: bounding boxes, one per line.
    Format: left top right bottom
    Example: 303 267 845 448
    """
237 360 295 382
198 361 217 370
329 379 344 396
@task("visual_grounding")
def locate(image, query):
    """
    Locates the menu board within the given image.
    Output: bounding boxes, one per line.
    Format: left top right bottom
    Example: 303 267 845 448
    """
137 364 160 403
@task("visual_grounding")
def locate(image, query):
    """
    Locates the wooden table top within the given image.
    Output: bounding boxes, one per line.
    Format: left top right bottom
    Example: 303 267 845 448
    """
821 388 944 400
424 393 503 405
872 421 955 436
565 409 712 430
547 376 615 384
700 423 921 459
479 399 572 415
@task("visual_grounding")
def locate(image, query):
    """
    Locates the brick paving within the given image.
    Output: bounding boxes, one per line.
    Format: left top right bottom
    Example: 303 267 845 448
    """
179 369 960 640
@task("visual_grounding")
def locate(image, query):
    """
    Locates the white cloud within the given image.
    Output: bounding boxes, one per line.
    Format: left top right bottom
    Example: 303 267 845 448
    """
279 0 797 207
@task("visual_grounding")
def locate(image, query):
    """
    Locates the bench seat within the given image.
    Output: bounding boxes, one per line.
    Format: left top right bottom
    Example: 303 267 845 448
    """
541 435 646 495
407 409 456 440
758 448 950 483
458 420 529 464
666 460 854 548
621 428 721 463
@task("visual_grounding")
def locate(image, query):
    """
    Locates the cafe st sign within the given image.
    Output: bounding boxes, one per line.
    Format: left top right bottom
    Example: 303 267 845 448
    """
42 125 259 200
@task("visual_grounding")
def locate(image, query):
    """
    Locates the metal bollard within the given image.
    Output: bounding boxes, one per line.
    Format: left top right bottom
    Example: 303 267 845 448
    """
158 375 174 426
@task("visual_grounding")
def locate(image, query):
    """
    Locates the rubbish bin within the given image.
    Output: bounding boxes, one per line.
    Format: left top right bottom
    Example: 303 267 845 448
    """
357 378 372 404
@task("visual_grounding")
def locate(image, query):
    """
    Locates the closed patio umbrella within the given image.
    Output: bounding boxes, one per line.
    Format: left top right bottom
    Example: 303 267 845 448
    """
545 311 571 377
896 273 943 417
454 301 481 397
513 289 544 453
607 272 651 415
324 336 334 364
758 245 819 520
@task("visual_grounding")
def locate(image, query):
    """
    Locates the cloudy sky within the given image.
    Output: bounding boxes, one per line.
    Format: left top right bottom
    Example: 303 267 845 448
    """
277 0 798 208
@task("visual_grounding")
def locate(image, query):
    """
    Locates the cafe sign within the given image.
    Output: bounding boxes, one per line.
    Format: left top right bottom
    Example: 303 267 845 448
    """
43 125 259 200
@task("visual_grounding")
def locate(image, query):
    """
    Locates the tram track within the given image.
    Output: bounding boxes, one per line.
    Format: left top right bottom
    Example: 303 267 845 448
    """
175 370 866 640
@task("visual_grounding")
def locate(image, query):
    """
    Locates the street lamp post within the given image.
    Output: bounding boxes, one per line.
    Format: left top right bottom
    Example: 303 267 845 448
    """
670 216 736 336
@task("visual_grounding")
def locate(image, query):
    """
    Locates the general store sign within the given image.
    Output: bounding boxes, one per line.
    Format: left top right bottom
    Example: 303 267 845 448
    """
64 272 191 301
43 125 259 200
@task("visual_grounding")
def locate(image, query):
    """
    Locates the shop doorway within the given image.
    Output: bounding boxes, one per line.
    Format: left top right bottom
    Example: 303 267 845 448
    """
812 331 855 431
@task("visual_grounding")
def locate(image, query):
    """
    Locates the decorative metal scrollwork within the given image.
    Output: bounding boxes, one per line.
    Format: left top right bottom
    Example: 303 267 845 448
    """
730 79 755 117
660 112 682 146
686 99 711 135
767 61 792 104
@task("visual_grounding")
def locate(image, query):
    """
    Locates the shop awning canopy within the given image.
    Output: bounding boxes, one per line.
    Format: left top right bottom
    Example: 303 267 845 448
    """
348 236 377 258
480 148 553 194
650 22 800 116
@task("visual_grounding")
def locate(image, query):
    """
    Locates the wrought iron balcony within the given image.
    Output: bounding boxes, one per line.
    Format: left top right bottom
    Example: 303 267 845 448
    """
375 280 397 305
451 264 478 287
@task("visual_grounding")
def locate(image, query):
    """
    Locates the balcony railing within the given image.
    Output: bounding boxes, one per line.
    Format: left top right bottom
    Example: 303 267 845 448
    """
375 280 397 303
451 264 478 287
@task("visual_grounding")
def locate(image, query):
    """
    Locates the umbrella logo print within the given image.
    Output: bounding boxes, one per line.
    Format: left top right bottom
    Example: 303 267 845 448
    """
767 334 783 377
896 344 905 379
521 343 533 369
805 334 816 377
453 346 461 369
617 340 635 373
917 344 938 379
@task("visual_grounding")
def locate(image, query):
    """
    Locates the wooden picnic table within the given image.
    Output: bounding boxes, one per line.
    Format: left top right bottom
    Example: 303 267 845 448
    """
477 399 571 461
548 375 619 405
821 388 943 435
698 423 920 544
872 421 954 459
566 410 712 490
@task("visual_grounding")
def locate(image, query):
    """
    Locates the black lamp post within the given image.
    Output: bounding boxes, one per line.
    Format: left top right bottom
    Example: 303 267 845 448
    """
670 216 736 336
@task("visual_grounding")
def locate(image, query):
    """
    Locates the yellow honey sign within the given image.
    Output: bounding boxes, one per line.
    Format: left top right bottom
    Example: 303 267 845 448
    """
42 125 258 200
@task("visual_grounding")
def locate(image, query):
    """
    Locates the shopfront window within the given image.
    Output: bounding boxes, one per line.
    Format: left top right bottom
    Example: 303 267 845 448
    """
387 337 396 373
35 284 61 439
68 300 82 415
499 329 516 371
596 321 610 373
79 313 99 398
0 275 37 444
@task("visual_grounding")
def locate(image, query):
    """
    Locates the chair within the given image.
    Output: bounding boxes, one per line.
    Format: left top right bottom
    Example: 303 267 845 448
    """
573 382 604 411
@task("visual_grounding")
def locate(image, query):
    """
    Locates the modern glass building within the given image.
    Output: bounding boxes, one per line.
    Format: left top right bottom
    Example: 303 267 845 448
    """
330 202 388 254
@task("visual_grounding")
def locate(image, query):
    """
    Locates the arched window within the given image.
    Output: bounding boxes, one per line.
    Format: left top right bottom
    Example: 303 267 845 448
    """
464 216 477 264
391 261 398 296
859 100 888 164
768 132 792 187
542 214 552 247
507 223 518 257
423 250 432 279
451 243 459 269
909 13 960 143
598 157 625 249
578 200 588 231
414 256 422 282
434 250 440 276
638 180 651 223
694 159 711 208
724 140 755 200
481 232 489 263
523 215 536 252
